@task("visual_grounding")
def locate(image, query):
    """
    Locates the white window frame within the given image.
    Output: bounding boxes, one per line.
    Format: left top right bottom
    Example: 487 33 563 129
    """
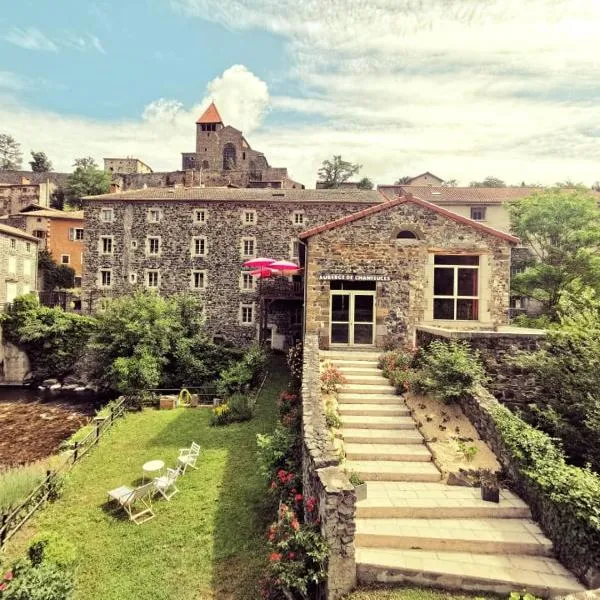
193 209 207 224
146 269 160 288
147 208 162 223
241 237 256 258
99 269 112 288
242 209 257 225
100 208 114 223
292 210 305 226
69 228 84 241
146 236 161 256
191 270 207 290
191 236 207 257
61 254 71 264
290 239 300 260
100 236 114 255
433 255 480 321
240 303 255 326
240 272 255 292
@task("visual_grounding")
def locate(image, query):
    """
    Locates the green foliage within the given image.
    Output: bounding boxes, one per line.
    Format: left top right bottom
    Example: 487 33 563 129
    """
216 344 267 397
510 283 600 472
510 313 554 329
210 402 232 426
357 177 374 190
324 404 341 429
0 462 53 512
380 348 415 392
64 156 111 209
38 249 75 290
456 440 478 462
317 155 361 188
29 151 52 173
469 176 506 187
28 534 77 569
0 560 74 600
509 592 542 600
287 342 303 392
1 293 95 382
490 400 600 574
508 188 600 317
411 341 487 403
256 424 296 482
0 133 22 170
211 394 254 426
394 176 412 184
348 471 364 487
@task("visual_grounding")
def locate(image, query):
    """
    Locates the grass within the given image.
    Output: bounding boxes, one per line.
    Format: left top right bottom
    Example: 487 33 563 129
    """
345 585 500 600
4 357 288 600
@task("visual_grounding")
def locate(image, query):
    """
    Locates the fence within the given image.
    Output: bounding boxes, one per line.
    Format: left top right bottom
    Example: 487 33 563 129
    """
0 396 129 551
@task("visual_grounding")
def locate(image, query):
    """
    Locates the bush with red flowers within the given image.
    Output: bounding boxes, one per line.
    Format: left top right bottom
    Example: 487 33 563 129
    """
319 363 346 393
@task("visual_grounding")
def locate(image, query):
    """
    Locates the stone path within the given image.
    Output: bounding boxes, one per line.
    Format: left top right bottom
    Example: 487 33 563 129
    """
322 349 586 598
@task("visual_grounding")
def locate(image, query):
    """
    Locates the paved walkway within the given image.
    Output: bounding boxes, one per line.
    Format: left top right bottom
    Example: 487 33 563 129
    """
321 349 586 598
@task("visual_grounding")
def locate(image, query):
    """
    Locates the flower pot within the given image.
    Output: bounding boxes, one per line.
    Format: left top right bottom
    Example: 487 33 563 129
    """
159 397 175 410
354 482 367 501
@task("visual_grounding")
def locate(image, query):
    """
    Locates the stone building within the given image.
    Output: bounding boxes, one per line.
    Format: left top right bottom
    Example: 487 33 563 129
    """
300 194 518 348
0 176 55 216
404 171 444 186
82 187 382 345
0 223 39 308
5 209 85 286
103 158 153 175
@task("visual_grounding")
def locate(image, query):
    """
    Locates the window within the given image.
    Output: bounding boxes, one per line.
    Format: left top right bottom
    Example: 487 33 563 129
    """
194 209 207 223
191 270 206 290
69 228 84 241
10 239 16 249
100 270 112 287
293 211 304 225
33 230 45 239
22 284 31 295
131 240 138 250
25 242 31 252
148 237 160 255
291 239 300 259
223 143 236 170
243 210 256 225
201 123 217 132
191 236 207 256
202 160 209 169
148 209 162 223
101 236 113 254
147 270 159 287
242 238 255 258
129 273 137 284
101 208 114 223
397 230 418 239
433 255 479 321
61 255 70 264
241 303 254 325
23 259 32 277
470 207 486 221
7 256 16 274
241 272 255 291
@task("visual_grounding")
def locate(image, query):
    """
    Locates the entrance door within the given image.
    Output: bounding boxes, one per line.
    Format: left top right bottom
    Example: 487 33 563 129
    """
330 291 376 346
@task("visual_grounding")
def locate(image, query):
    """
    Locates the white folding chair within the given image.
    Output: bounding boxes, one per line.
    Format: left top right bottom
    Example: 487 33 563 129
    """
153 467 180 501
107 482 156 524
177 442 200 474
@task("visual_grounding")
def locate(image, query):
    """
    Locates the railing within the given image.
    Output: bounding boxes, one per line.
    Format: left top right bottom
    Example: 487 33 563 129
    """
0 396 129 551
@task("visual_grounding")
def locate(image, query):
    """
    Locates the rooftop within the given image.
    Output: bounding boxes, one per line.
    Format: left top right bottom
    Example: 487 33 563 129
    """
18 209 85 220
83 187 385 204
0 222 41 241
196 102 223 124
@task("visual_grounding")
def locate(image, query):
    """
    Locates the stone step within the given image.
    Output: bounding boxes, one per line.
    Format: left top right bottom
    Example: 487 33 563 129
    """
341 415 416 430
356 548 585 597
347 461 441 482
342 428 424 445
343 374 390 385
345 443 431 462
338 393 404 405
337 367 382 377
339 404 411 417
356 482 531 518
330 360 380 369
341 384 396 395
321 351 381 361
355 517 553 556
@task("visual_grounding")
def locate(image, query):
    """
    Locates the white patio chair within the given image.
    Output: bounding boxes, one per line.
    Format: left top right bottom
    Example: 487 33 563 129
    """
153 467 180 501
107 482 156 524
177 441 200 473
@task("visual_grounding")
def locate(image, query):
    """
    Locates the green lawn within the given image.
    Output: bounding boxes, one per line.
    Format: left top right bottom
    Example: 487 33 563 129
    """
346 585 499 600
7 358 288 600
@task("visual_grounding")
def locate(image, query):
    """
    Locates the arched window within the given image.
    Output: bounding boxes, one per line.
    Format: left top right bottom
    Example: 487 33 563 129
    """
223 144 236 170
397 230 418 239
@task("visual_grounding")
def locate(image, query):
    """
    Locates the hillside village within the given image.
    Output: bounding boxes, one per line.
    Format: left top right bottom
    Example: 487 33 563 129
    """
1 102 600 599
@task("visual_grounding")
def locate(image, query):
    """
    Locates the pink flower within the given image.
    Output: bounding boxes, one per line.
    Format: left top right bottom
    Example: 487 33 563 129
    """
0 582 7 592
2 571 12 581
269 552 282 562
288 552 295 559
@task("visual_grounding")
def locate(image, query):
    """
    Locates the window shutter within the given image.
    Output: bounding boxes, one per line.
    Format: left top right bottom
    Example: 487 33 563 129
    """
69 228 74 241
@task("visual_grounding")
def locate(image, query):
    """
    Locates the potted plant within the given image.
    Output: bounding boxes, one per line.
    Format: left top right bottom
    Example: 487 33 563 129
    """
348 471 367 501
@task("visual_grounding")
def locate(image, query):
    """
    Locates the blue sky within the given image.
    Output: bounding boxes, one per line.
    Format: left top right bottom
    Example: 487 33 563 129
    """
1 0 599 187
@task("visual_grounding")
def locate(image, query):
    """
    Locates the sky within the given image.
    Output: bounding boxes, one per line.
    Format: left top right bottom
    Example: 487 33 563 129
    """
1 0 599 188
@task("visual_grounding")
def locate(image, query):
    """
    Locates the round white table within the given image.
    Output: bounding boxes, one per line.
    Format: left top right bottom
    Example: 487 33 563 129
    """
142 459 165 482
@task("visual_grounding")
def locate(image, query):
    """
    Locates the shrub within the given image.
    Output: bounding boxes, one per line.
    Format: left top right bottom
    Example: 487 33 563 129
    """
27 535 76 570
412 340 487 403
348 471 364 487
216 344 267 397
287 342 303 391
257 425 297 482
210 403 232 426
227 393 254 422
379 348 413 377
319 363 346 393
278 391 300 430
0 560 73 600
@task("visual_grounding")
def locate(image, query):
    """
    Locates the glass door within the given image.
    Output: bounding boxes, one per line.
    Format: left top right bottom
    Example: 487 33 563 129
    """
330 291 376 346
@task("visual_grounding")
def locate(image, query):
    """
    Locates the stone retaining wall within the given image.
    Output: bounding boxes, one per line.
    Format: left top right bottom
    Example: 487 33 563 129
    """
302 334 356 599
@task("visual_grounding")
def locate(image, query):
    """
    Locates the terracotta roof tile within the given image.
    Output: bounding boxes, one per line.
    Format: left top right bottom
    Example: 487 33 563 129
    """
196 102 223 124
378 185 552 204
299 194 520 245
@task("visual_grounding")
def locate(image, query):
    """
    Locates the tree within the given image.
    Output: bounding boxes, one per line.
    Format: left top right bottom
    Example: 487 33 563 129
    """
0 134 23 170
592 181 600 192
38 249 75 290
64 156 111 209
49 187 65 210
442 179 458 187
317 155 361 188
508 188 600 317
29 151 53 172
356 177 373 190
394 176 412 184
469 176 506 188
555 179 585 188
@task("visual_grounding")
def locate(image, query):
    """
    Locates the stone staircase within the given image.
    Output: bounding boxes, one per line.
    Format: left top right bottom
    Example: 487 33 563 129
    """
323 349 586 598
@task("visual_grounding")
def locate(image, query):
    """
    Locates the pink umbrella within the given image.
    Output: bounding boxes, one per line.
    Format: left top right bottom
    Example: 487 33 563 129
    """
243 257 275 269
250 268 277 278
268 260 300 272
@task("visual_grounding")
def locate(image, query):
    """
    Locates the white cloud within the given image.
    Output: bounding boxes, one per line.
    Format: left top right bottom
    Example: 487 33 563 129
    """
63 33 106 54
4 27 58 52
0 72 27 91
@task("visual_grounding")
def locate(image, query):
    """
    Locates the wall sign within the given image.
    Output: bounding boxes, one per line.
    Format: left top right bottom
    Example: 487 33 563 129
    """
318 273 391 282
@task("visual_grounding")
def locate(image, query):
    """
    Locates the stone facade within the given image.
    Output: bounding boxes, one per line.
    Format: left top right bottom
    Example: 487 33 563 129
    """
0 341 31 384
103 158 153 175
82 187 383 344
302 197 516 349
0 223 39 309
302 334 357 599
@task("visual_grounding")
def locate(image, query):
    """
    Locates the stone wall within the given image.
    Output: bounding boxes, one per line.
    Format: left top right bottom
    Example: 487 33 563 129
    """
302 334 357 599
0 229 38 307
415 325 546 407
0 340 31 384
304 201 513 348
